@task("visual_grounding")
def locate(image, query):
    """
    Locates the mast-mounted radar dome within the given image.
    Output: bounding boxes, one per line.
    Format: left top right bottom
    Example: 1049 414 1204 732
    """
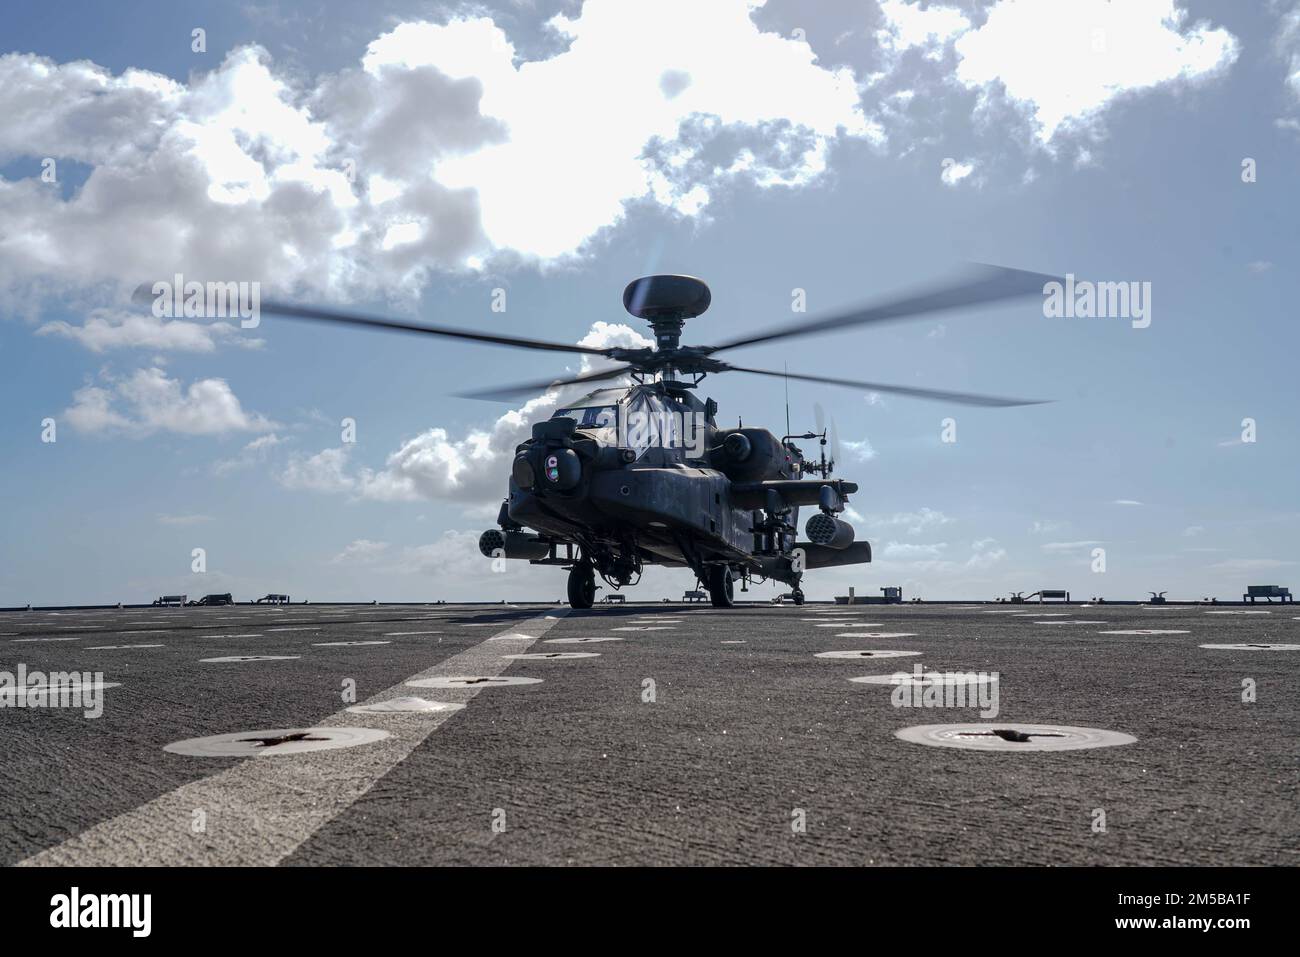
622 275 711 351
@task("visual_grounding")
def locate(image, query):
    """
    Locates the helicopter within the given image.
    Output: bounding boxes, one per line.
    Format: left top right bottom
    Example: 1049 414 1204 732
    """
243 265 1055 608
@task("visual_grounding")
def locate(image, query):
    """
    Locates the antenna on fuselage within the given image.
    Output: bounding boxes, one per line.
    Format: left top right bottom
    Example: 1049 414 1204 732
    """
783 364 791 438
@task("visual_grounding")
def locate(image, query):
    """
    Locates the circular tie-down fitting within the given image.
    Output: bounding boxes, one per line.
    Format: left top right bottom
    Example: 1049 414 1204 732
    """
850 672 996 688
1199 642 1300 651
834 632 918 639
164 726 390 758
896 723 1137 752
347 696 466 715
815 650 922 660
407 675 543 689
501 651 599 660
200 655 301 663
544 636 625 644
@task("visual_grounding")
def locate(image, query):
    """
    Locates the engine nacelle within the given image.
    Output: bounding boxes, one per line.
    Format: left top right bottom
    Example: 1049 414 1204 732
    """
710 427 788 481
805 512 855 549
722 432 751 461
479 529 551 560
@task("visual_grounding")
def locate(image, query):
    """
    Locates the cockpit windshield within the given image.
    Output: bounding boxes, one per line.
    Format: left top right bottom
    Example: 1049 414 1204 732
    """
550 387 707 459
553 405 618 430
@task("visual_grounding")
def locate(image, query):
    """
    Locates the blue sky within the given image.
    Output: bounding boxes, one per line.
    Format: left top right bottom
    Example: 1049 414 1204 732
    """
1 0 1297 604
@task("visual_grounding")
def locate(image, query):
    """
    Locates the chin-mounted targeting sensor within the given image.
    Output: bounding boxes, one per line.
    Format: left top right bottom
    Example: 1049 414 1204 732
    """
538 448 582 489
513 416 583 492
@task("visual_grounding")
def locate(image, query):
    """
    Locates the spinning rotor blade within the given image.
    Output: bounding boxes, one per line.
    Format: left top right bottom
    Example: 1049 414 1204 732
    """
725 364 1049 407
705 264 1059 354
455 364 636 401
257 301 616 357
130 284 611 356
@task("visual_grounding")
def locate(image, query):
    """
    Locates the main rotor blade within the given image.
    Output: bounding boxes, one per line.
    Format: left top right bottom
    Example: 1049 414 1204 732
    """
705 264 1059 354
258 300 615 357
725 364 1050 407
455 364 636 401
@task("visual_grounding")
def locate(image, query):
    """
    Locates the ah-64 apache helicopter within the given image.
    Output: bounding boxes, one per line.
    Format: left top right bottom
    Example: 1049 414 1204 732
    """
256 266 1053 608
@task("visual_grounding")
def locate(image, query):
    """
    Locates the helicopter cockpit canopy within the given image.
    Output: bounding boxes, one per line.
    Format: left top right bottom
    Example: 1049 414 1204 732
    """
552 404 619 430
551 385 707 460
553 386 624 447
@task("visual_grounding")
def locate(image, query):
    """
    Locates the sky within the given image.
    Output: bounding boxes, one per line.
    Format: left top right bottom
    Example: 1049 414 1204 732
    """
1 0 1297 605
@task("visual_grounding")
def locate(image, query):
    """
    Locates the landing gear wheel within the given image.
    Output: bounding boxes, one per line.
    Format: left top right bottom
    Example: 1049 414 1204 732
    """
707 565 735 608
792 588 806 606
567 564 596 609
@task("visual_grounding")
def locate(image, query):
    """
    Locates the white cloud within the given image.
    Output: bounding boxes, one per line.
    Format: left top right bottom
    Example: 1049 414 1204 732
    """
393 532 486 577
1029 519 1067 535
376 7 879 257
1 0 1241 325
878 0 1239 145
939 158 975 186
872 537 1004 572
278 446 355 493
0 1 880 313
876 0 970 61
957 0 1237 142
214 432 286 475
1041 540 1103 552
967 539 1006 568
864 507 953 536
156 513 213 526
1112 499 1143 506
37 309 263 353
330 539 390 565
882 541 948 559
1277 4 1300 105
63 366 275 436
1182 525 1205 538
842 437 877 462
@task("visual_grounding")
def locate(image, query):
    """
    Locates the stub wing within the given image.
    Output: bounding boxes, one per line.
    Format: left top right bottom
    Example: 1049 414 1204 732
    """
797 541 873 569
